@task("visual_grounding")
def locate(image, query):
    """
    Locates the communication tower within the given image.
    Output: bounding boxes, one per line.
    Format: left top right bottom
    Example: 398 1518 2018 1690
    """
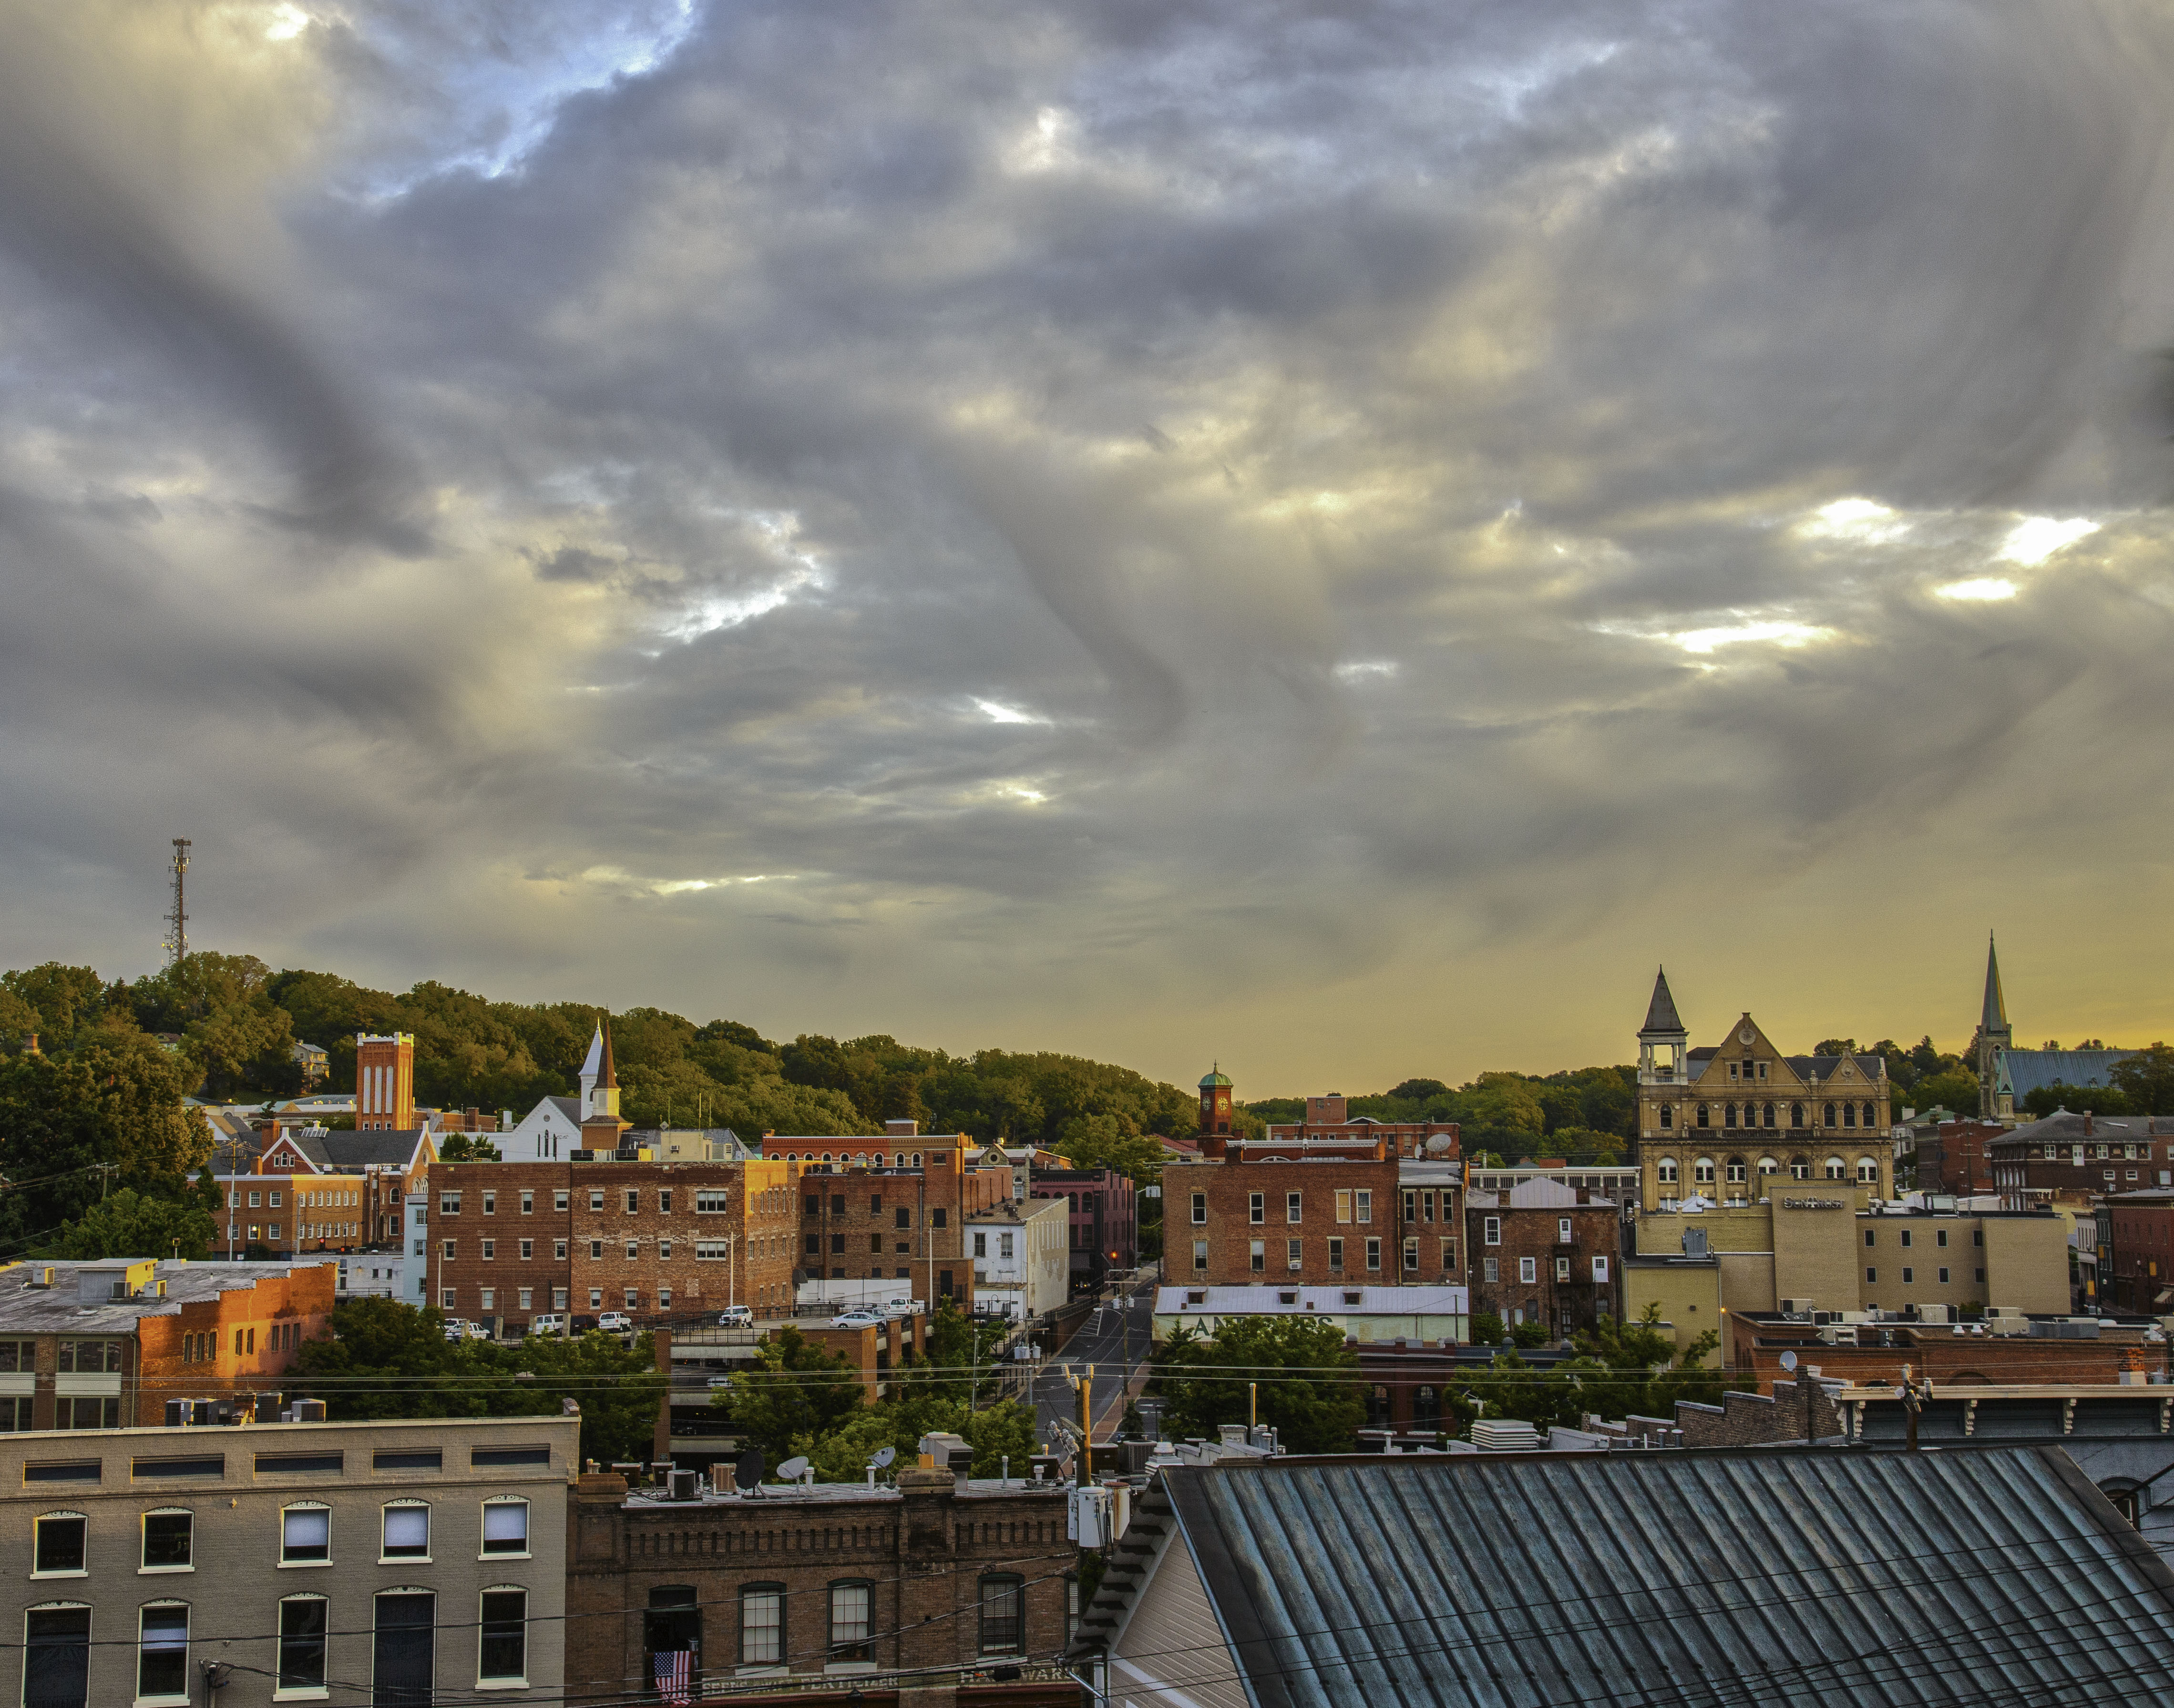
163 838 190 966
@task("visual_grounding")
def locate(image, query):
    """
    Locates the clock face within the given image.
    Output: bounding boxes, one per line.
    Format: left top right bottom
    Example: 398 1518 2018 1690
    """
1738 1027 1754 1044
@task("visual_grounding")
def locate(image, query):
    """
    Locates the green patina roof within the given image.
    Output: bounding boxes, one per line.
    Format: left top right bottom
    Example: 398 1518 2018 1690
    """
1199 1068 1233 1088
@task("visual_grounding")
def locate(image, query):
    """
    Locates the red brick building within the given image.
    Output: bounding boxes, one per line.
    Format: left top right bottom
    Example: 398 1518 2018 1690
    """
431 1143 1015 1332
565 1465 1077 1705
2106 1189 2174 1313
1906 1119 2006 1196
1723 1311 2169 1391
1265 1092 1462 1161
1990 1110 2174 1207
1464 1180 1622 1334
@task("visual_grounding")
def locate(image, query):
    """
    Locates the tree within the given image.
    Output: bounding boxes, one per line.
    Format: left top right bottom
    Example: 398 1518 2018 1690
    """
1813 1038 1858 1059
2112 1045 2174 1117
1150 1317 1365 1454
292 1299 478 1422
2022 1082 2133 1119
1388 1078 1448 1102
717 1327 864 1460
1054 1113 1165 1187
41 1188 216 1261
1908 1068 1979 1115
1 963 113 1048
439 1133 503 1162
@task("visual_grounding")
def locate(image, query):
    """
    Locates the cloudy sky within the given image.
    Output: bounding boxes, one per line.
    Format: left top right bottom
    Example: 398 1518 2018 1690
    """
4 1 2173 1093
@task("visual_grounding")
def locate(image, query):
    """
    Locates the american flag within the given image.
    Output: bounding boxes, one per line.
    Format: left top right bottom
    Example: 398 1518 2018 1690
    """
654 1649 693 1704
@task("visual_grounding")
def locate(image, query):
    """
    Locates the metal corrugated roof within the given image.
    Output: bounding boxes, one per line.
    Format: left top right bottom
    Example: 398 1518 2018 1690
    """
1141 1446 2174 1707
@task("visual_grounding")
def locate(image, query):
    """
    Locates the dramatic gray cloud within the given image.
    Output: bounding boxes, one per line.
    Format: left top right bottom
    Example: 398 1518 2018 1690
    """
4 0 2174 1086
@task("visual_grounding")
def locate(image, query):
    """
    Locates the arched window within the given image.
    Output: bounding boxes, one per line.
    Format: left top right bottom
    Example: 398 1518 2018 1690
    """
1758 1156 1779 1177
1695 1104 1710 1128
1658 1103 1673 1128
1823 1103 1836 1127
1789 1103 1805 1129
1862 1103 1878 1128
1790 1156 1811 1180
1725 1158 1746 1185
1762 1103 1776 1128
1693 1156 1715 1186
1856 1156 1879 1184
1414 1385 1441 1429
1723 1104 1738 1130
1657 1157 1679 1185
1841 1104 1856 1129
1824 1156 1845 1180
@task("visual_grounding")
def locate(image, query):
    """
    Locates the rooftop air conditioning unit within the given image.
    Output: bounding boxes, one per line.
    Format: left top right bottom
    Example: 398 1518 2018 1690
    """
1816 1325 1858 1346
1917 1304 1953 1325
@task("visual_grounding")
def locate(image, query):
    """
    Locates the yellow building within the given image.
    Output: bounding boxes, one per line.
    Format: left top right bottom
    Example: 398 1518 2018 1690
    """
1633 969 1892 1211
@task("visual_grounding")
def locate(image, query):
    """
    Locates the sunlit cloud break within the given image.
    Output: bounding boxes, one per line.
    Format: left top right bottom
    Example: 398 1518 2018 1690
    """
2000 516 2100 566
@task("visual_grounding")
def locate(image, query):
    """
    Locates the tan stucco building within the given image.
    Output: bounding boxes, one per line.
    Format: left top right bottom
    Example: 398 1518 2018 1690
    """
1631 969 1893 1212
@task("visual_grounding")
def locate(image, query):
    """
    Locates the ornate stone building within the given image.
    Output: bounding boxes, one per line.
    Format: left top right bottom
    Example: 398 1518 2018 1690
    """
1631 969 1892 1210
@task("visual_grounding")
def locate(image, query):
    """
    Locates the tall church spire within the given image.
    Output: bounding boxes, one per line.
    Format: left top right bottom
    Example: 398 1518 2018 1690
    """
1982 933 2008 1032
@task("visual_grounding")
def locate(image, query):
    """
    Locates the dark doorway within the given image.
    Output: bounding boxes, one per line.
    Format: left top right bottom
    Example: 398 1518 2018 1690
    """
645 1584 703 1694
373 1591 434 1706
23 1608 90 1708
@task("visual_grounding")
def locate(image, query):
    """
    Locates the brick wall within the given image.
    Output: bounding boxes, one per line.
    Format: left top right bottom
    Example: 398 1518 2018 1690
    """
1174 1156 1405 1286
564 1466 1075 1701
1465 1201 1621 1333
1725 1318 2168 1391
1662 1378 1840 1447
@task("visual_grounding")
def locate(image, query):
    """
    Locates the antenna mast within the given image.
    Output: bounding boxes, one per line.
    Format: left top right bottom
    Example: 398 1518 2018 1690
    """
163 838 190 966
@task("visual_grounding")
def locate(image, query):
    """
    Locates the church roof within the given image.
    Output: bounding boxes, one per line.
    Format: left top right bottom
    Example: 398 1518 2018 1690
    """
580 1023 604 1079
598 1022 618 1089
1639 967 1685 1037
1997 1048 2133 1104
1983 933 2009 1031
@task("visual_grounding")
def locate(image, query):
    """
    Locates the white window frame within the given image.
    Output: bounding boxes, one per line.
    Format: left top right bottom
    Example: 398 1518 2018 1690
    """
279 1503 332 1568
1518 1257 1538 1285
477 1585 529 1687
480 1498 530 1560
380 1502 431 1564
136 1599 191 1706
140 1507 194 1575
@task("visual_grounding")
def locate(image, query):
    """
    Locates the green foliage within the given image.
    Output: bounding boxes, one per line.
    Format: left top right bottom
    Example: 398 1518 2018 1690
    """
438 1133 503 1162
1248 1064 1639 1155
1149 1316 1366 1454
716 1326 865 1461
290 1299 664 1463
2112 1045 2174 1116
0 964 116 1049
1053 1113 1167 1186
41 1188 216 1261
2021 1081 2133 1119
1448 1306 1730 1436
1909 1068 1980 1116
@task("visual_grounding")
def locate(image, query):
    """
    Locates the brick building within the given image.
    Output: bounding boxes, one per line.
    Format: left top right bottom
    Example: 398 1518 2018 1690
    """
1723 1310 2168 1392
1174 1138 1403 1287
1904 1119 2006 1196
2106 1189 2174 1312
1990 1110 2174 1208
0 1259 335 1430
1464 1179 1621 1334
564 1465 1077 1704
1028 1166 1137 1292
431 1144 1014 1333
229 1126 436 1254
1265 1092 1461 1160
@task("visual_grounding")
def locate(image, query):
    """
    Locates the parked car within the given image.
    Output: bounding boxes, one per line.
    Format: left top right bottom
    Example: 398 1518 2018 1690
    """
717 1304 755 1328
831 1309 884 1330
596 1310 635 1332
571 1314 598 1332
441 1318 472 1342
882 1298 923 1318
462 1321 491 1340
527 1314 565 1337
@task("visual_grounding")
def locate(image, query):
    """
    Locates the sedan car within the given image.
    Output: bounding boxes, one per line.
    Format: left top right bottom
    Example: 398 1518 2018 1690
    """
830 1309 884 1330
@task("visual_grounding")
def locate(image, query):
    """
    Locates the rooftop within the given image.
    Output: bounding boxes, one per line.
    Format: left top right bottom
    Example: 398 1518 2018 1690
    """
0 1260 334 1333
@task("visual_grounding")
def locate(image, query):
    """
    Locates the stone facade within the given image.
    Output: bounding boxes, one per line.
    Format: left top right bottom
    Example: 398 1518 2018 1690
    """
1631 971 1893 1211
564 1466 1076 1704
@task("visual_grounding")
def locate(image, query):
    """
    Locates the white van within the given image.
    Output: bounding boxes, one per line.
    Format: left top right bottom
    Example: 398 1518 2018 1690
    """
717 1304 754 1328
527 1314 566 1337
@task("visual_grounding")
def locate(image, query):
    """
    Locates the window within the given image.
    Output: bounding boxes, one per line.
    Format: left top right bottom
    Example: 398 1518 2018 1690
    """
382 1503 430 1560
1328 1237 1345 1271
1592 1256 1610 1282
1693 1156 1715 1186
1191 1239 1208 1273
1249 1192 1265 1224
1762 1103 1776 1127
24 1606 91 1708
931 1209 946 1228
1556 1256 1570 1281
1250 1240 1265 1272
1902 1267 1915 1284
1365 1238 1382 1271
1791 1156 1811 1180
978 1575 1025 1655
895 1207 911 1228
138 1603 188 1701
1558 1217 1574 1243
592 1241 605 1261
1825 1157 1845 1180
1190 1192 1207 1226
1442 1238 1457 1270
480 1588 528 1682
1973 1229 1984 1247
1356 1190 1373 1224
1518 1257 1537 1284
1483 1256 1499 1283
1724 1104 1737 1129
554 1239 568 1261
589 1190 605 1211
554 1289 569 1309
1726 1158 1747 1184
1823 1103 1836 1127
829 1581 873 1663
481 1239 495 1260
1659 1102 1673 1127
626 1239 640 1260
1866 1267 1878 1283
741 1584 784 1667
520 1190 533 1214
1287 1238 1303 1270
1937 1229 1949 1248
1759 1157 1779 1177
142 1510 192 1571
1695 1104 1709 1128
441 1192 460 1215
278 1597 327 1692
479 1289 495 1312
1484 1216 1501 1246
1404 1238 1419 1272
1857 1157 1879 1184
441 1239 456 1261
374 1592 434 1705
518 1289 533 1309
697 1190 731 1214
624 1190 639 1215
56 1340 121 1373
281 1505 330 1564
1335 1190 1352 1224
1657 1157 1678 1185
554 1190 570 1212
1901 1230 1913 1248
481 1190 496 1216
1938 1267 1950 1284
482 1499 529 1556
34 1514 87 1575
1865 1229 1877 1248
442 1288 457 1309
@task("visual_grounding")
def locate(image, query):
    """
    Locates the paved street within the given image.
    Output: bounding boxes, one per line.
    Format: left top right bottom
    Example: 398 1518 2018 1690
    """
1031 1272 1159 1450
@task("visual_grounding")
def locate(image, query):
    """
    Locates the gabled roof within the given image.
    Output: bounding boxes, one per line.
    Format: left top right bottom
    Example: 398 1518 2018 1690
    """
1997 1048 2134 1103
1082 1448 2174 1706
1638 966 1684 1036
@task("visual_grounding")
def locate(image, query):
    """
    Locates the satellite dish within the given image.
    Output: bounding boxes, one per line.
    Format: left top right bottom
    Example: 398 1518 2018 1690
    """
737 1448 765 1492
776 1455 810 1481
870 1446 897 1469
1779 1351 1798 1373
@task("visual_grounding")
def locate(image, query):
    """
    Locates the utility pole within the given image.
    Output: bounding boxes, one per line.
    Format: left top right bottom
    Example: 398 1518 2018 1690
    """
163 838 190 966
